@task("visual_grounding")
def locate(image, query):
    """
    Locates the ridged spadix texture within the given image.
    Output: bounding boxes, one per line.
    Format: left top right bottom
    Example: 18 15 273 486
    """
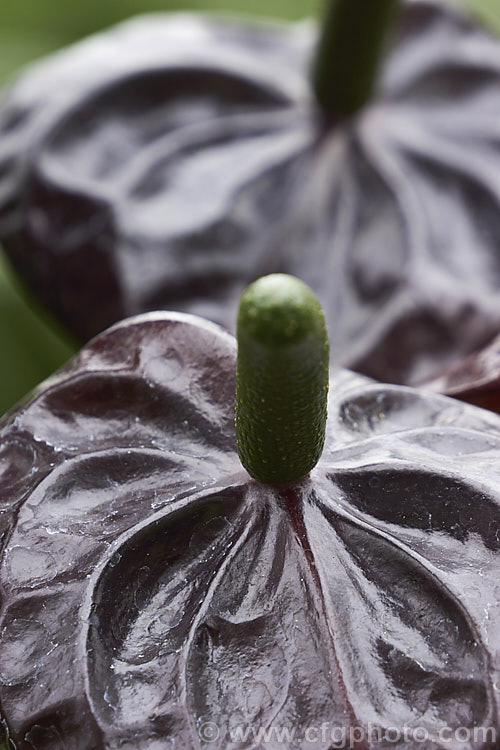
236 275 329 482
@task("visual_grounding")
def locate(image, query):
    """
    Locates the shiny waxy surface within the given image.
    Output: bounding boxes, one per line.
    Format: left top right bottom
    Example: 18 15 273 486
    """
1 1 500 384
1 313 500 748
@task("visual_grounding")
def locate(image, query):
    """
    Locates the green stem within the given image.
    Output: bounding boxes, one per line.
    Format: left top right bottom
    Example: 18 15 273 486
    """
312 0 398 117
236 274 329 484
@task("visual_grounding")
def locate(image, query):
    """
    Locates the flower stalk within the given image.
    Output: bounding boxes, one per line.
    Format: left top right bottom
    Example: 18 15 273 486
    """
313 0 398 117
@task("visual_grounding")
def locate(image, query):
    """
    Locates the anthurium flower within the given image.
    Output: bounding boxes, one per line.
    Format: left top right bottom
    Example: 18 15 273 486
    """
1 0 500 385
1 293 500 748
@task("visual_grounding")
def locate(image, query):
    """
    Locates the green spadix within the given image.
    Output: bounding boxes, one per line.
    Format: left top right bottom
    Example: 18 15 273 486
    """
236 274 329 484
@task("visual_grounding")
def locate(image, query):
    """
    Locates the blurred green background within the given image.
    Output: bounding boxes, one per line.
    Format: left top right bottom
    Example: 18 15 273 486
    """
0 0 499 417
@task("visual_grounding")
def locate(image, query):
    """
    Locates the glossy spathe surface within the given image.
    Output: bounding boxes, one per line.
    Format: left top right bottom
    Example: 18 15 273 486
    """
1 312 500 747
1 2 500 384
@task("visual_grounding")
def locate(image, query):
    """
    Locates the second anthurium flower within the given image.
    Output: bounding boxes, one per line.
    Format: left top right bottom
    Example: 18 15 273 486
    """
0 275 500 748
1 1 500 386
